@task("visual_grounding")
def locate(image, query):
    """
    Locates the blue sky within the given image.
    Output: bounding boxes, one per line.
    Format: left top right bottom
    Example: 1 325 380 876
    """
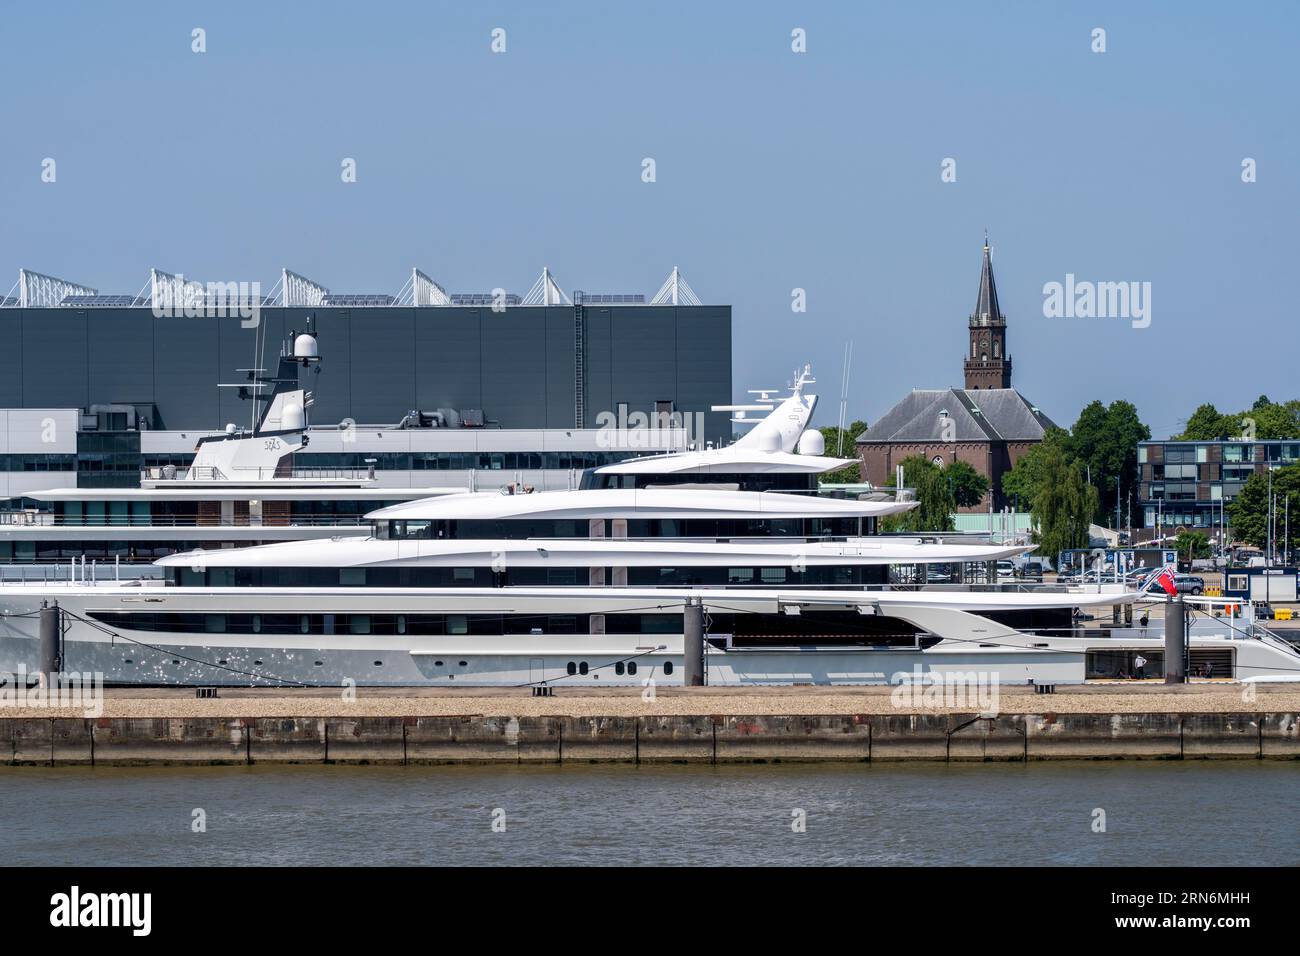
2 2 1296 438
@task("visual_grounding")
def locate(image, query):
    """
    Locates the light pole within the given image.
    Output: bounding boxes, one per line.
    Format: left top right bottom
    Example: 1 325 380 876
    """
1267 469 1274 565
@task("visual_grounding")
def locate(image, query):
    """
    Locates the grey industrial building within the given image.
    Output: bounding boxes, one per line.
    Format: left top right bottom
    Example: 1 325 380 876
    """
0 267 732 499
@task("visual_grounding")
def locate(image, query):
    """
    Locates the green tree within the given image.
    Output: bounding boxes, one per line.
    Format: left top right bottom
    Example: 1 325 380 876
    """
1177 397 1300 441
1173 530 1211 562
1247 400 1300 439
1000 427 1070 512
1178 403 1232 440
1227 462 1300 554
816 420 868 484
882 455 955 532
1066 399 1150 525
944 460 990 508
1031 442 1098 562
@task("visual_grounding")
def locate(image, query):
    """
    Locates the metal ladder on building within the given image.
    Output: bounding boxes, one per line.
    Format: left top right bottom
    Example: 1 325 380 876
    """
573 294 585 428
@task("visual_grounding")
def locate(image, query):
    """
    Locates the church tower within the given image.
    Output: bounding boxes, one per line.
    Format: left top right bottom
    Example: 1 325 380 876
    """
963 236 1012 390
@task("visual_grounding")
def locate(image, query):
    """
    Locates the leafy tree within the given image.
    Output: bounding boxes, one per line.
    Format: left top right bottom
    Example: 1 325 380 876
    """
1174 530 1211 561
945 460 990 508
816 420 868 484
882 456 955 533
1031 443 1098 562
1066 399 1150 525
1247 400 1300 440
1000 427 1070 512
1227 462 1300 554
1176 397 1300 441
1178 403 1232 440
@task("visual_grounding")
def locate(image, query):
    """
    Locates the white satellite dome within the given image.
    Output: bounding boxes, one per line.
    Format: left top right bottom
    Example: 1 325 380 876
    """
293 333 319 359
281 402 305 431
796 428 825 456
224 423 237 435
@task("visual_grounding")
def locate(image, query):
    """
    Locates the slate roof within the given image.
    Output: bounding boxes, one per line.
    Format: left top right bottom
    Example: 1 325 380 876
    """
856 388 1056 444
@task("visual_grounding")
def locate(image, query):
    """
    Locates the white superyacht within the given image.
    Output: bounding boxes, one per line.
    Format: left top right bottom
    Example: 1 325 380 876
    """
2 369 1298 686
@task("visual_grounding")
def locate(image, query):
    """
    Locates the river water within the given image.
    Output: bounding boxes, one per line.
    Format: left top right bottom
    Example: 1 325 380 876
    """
3 762 1296 866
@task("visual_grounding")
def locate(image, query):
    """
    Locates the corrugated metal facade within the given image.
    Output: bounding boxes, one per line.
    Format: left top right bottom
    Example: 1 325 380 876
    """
0 305 732 443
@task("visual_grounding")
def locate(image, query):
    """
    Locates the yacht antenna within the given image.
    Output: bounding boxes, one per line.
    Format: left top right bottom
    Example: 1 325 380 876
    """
837 343 853 457
251 310 267 433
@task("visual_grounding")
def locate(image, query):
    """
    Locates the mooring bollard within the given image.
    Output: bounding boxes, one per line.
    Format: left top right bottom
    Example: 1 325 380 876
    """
684 596 704 686
1165 594 1186 684
38 603 61 689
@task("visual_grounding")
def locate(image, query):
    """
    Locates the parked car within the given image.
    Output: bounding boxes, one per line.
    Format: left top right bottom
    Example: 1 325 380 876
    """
1125 567 1156 587
1018 561 1045 582
1174 573 1205 595
996 560 1016 579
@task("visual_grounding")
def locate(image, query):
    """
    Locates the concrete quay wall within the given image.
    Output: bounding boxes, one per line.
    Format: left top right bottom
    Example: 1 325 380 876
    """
3 712 1299 765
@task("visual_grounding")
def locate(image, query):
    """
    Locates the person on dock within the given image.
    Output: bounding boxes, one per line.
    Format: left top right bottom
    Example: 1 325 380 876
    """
1134 654 1148 679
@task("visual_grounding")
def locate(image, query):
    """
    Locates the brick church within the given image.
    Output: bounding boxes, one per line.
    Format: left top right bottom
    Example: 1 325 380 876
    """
856 237 1055 511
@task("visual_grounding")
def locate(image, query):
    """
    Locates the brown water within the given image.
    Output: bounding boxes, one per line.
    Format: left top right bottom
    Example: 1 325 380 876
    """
2 762 1296 866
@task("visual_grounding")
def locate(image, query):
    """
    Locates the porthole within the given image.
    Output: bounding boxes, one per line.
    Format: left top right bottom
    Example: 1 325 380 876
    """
314 661 324 666
615 662 625 675
218 659 228 666
434 660 444 667
627 662 637 675
663 661 674 675
373 661 383 667
566 661 576 675
172 660 180 665
458 660 467 667
578 661 589 675
254 659 264 666
124 659 133 665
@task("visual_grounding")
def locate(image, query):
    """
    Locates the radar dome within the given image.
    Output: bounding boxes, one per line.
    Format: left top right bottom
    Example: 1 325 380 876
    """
282 402 306 431
797 429 825 456
756 428 781 453
224 423 237 435
293 333 319 359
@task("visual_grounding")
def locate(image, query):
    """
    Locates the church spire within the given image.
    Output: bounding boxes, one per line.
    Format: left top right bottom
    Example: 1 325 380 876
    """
963 234 1012 389
972 234 1002 325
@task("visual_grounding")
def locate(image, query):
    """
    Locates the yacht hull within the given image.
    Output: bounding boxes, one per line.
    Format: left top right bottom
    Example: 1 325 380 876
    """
2 584 1298 687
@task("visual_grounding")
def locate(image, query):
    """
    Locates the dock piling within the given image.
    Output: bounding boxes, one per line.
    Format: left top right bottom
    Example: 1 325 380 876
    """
1165 595 1186 684
38 603 61 689
684 596 704 686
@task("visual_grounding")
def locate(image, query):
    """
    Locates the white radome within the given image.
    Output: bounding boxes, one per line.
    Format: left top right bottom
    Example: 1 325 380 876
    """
797 429 825 456
293 333 319 359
